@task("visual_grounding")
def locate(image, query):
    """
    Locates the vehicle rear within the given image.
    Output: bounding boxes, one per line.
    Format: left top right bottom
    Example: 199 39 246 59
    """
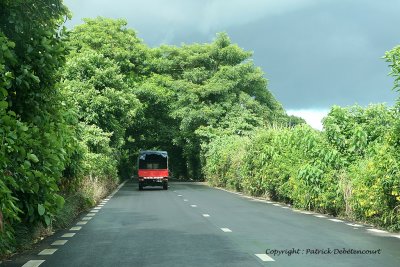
138 150 169 190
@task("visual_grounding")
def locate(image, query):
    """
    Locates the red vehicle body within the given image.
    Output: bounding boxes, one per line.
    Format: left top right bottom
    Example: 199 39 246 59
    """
137 150 168 190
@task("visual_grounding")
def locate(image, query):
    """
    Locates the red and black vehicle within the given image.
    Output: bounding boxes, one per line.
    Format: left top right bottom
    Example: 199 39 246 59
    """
137 150 169 190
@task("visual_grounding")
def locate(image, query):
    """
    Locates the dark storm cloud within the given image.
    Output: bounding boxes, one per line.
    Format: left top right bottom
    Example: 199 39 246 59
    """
63 0 400 110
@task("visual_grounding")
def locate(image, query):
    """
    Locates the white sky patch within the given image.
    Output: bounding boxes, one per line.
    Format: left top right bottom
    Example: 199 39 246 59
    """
287 109 329 131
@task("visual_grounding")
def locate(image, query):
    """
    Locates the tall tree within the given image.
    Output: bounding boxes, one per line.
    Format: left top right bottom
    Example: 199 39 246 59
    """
62 18 145 178
1 0 74 253
149 33 288 178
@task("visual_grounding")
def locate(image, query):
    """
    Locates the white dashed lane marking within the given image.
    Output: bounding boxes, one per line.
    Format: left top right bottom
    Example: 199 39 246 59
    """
203 214 210 217
70 226 82 231
87 213 96 216
76 221 88 225
22 260 45 267
190 205 197 207
367 229 388 234
314 215 327 218
38 249 57 255
62 233 75 238
82 217 93 220
90 210 99 213
183 199 188 202
220 228 232 232
177 195 183 197
346 223 363 227
94 207 101 210
51 240 68 246
328 219 344 222
300 211 315 215
255 254 275 262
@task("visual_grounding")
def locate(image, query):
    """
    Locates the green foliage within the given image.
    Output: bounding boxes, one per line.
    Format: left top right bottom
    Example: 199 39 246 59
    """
61 18 144 180
68 17 148 79
384 44 400 94
323 104 394 164
0 0 76 255
203 104 400 230
347 140 400 229
147 33 288 178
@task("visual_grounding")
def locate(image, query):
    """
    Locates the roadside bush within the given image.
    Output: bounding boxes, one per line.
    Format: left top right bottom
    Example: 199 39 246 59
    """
347 138 400 230
203 104 400 230
203 135 249 190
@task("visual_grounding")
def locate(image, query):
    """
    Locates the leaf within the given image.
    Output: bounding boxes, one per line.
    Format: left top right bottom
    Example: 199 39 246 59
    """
38 204 45 216
23 160 31 168
0 100 8 109
55 195 65 209
27 153 39 163
44 215 51 226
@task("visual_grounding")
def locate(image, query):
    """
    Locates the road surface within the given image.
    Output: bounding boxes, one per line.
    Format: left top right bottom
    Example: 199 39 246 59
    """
2 180 400 267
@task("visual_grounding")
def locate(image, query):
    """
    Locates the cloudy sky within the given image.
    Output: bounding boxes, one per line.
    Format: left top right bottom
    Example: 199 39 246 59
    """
63 0 400 129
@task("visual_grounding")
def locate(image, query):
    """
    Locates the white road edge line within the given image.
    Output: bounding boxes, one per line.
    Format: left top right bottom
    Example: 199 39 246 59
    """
107 180 128 198
62 233 75 238
22 260 46 267
220 228 232 232
328 219 344 222
367 229 388 234
346 223 363 227
255 254 275 262
300 211 315 215
51 240 68 246
38 249 57 255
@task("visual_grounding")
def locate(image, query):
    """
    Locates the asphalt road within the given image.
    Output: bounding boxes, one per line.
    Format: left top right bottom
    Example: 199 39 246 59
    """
2 180 400 267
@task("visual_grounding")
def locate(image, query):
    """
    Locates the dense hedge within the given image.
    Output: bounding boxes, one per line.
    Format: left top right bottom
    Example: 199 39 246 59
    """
0 1 75 253
203 104 400 231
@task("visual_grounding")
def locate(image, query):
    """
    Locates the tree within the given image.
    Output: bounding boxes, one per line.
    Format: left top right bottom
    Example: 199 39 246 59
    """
62 18 145 179
1 0 74 254
148 33 288 178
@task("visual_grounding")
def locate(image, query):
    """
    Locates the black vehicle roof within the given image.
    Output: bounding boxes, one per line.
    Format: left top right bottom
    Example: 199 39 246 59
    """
139 150 168 156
